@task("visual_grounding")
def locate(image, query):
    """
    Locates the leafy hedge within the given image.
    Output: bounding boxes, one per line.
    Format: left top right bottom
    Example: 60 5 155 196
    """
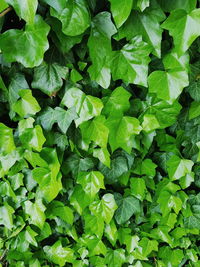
1 0 200 266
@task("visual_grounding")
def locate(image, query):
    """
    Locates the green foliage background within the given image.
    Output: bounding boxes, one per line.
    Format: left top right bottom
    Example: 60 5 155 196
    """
0 0 200 266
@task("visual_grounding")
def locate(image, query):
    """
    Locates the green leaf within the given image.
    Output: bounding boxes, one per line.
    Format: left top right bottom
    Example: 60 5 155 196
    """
157 191 182 217
62 87 103 126
50 0 90 36
102 86 131 116
117 10 163 57
104 220 118 246
88 12 117 88
20 125 46 152
93 148 111 168
115 195 140 224
161 9 200 55
82 235 107 256
90 193 118 224
54 107 78 133
6 0 38 25
189 101 200 120
0 0 8 12
46 201 74 225
84 211 104 238
70 185 90 214
111 36 152 87
44 240 74 266
0 123 15 154
80 116 109 149
24 199 46 229
130 178 146 201
109 0 133 28
13 90 41 118
77 171 105 199
0 15 50 68
133 0 149 11
138 237 158 257
106 115 142 153
148 70 189 103
167 155 194 180
31 63 68 96
0 202 14 230
105 249 126 267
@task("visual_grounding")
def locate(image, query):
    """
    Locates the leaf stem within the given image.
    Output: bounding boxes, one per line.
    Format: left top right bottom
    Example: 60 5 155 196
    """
0 7 12 18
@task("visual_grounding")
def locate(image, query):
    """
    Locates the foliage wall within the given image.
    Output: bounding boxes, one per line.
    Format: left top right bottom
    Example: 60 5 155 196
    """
0 0 200 266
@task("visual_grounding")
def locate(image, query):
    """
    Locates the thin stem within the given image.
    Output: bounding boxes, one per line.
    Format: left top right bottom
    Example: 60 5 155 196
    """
0 7 12 18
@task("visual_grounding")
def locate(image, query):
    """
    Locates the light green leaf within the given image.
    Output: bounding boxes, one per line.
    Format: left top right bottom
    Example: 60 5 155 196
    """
24 199 46 229
77 171 105 199
62 87 103 126
44 240 74 266
117 10 163 57
163 50 190 71
80 116 109 149
88 12 117 88
84 211 104 238
112 36 152 87
104 220 118 246
50 0 90 36
106 115 142 153
148 70 189 103
90 193 118 224
70 185 90 214
46 201 74 225
82 235 107 256
12 90 41 118
105 249 126 267
130 178 146 201
102 86 131 116
31 63 68 96
139 237 158 257
6 0 38 24
93 147 111 168
109 0 133 28
167 155 194 180
142 114 160 132
54 107 78 133
157 191 182 217
0 123 15 154
0 202 14 230
189 101 200 120
161 9 200 55
0 0 8 12
0 15 50 68
133 0 150 11
115 195 140 224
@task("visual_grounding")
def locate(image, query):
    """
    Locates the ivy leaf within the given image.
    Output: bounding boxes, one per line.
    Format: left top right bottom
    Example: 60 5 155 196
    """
114 195 141 224
158 191 182 217
12 90 41 118
46 201 74 225
82 235 107 256
130 178 146 201
111 36 152 87
106 115 142 153
89 193 118 224
0 15 50 68
54 107 77 134
148 70 189 103
117 10 163 57
44 240 74 266
93 148 111 168
0 123 15 154
102 86 131 116
0 202 14 230
77 171 105 199
6 0 38 25
167 155 194 180
84 211 104 238
24 199 46 229
62 87 103 126
50 0 90 36
31 63 68 96
133 0 149 11
88 12 117 88
161 9 200 55
104 220 118 246
70 185 90 214
80 116 109 148
139 238 158 257
108 0 133 28
105 249 126 267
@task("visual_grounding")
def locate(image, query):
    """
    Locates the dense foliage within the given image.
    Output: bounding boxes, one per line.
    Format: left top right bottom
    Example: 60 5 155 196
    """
1 0 200 266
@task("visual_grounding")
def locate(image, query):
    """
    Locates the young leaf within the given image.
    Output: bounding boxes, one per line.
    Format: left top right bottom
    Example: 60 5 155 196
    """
162 9 200 55
112 36 152 87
